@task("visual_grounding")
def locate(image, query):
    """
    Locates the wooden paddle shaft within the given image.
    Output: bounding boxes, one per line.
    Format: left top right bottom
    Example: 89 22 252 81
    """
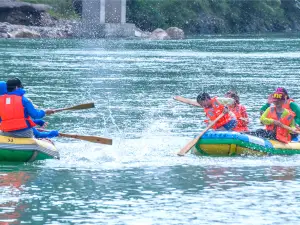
177 112 226 156
59 132 112 145
54 102 95 113
280 123 300 134
37 128 112 145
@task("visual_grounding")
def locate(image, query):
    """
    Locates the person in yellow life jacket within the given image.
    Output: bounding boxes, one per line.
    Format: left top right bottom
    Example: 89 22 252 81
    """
259 91 297 143
0 78 55 138
225 91 249 132
196 92 237 130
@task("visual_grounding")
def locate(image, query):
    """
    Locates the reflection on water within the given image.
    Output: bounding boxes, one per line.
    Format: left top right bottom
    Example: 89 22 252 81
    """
0 166 34 225
1 165 299 224
1 36 300 224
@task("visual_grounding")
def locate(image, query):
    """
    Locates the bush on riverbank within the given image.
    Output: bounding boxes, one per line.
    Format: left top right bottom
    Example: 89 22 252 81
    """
126 0 300 34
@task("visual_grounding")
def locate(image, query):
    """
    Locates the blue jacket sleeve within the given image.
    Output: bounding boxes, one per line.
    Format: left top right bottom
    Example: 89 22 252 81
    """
33 128 59 138
33 119 45 127
22 97 45 119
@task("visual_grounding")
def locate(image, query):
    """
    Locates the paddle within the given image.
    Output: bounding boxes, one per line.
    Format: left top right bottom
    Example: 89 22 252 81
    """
37 128 112 145
53 102 95 113
59 132 112 145
177 112 226 156
279 123 300 134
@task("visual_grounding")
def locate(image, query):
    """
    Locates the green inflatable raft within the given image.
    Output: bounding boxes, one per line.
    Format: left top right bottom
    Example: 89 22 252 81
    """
193 131 300 156
0 134 59 162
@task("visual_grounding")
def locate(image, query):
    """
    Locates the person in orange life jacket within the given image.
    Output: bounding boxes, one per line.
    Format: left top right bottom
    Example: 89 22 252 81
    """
225 91 249 132
260 87 300 126
196 92 237 130
0 81 58 138
0 78 57 138
258 91 298 143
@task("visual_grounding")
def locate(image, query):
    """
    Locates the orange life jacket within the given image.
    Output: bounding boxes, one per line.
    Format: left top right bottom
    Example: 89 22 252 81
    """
230 104 249 132
0 94 36 132
266 107 295 143
204 97 233 130
283 99 294 111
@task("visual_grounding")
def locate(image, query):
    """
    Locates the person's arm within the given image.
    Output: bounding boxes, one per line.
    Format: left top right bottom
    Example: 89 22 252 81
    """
27 97 39 108
33 128 59 138
260 103 271 115
33 119 45 127
240 105 249 124
173 96 200 107
290 119 296 130
216 97 234 106
260 107 274 125
290 102 300 125
22 97 45 119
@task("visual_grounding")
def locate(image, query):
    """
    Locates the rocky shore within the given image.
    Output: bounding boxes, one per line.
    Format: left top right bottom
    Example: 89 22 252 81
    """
0 21 78 38
0 0 184 40
0 0 79 38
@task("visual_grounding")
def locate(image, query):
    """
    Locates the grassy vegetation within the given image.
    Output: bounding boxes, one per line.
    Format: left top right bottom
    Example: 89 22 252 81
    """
19 0 78 19
18 0 300 33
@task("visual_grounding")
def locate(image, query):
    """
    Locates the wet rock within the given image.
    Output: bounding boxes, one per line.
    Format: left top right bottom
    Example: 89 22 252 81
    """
166 27 185 40
134 27 151 38
0 22 9 33
0 32 8 38
0 0 53 26
149 28 170 40
0 21 77 39
8 28 41 38
39 12 58 27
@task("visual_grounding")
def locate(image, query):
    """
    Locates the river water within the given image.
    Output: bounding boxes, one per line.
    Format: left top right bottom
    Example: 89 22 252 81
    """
0 36 300 224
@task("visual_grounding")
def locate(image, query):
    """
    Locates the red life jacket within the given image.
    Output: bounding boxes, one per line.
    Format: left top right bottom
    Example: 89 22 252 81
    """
283 99 294 111
204 97 233 130
266 107 295 143
0 94 36 132
230 104 249 132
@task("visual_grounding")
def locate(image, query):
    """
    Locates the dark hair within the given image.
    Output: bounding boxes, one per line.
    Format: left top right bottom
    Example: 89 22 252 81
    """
276 87 289 99
226 91 240 104
6 78 23 92
196 92 211 103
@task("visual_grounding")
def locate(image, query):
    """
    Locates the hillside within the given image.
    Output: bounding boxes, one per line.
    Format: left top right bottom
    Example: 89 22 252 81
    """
20 0 300 34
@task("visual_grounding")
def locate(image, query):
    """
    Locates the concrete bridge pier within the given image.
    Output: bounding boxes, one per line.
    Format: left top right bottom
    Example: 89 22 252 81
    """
78 0 135 38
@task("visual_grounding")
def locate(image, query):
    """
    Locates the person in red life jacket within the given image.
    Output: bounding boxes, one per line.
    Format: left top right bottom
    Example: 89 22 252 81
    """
196 92 237 130
225 91 249 132
0 80 59 139
260 87 300 126
258 91 298 143
0 78 56 138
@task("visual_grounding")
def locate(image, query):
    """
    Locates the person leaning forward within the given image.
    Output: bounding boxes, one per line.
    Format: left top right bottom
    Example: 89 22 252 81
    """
0 78 55 138
196 92 237 131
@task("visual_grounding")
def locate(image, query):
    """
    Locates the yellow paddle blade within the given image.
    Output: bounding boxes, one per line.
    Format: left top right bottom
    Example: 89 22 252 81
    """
177 112 226 156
